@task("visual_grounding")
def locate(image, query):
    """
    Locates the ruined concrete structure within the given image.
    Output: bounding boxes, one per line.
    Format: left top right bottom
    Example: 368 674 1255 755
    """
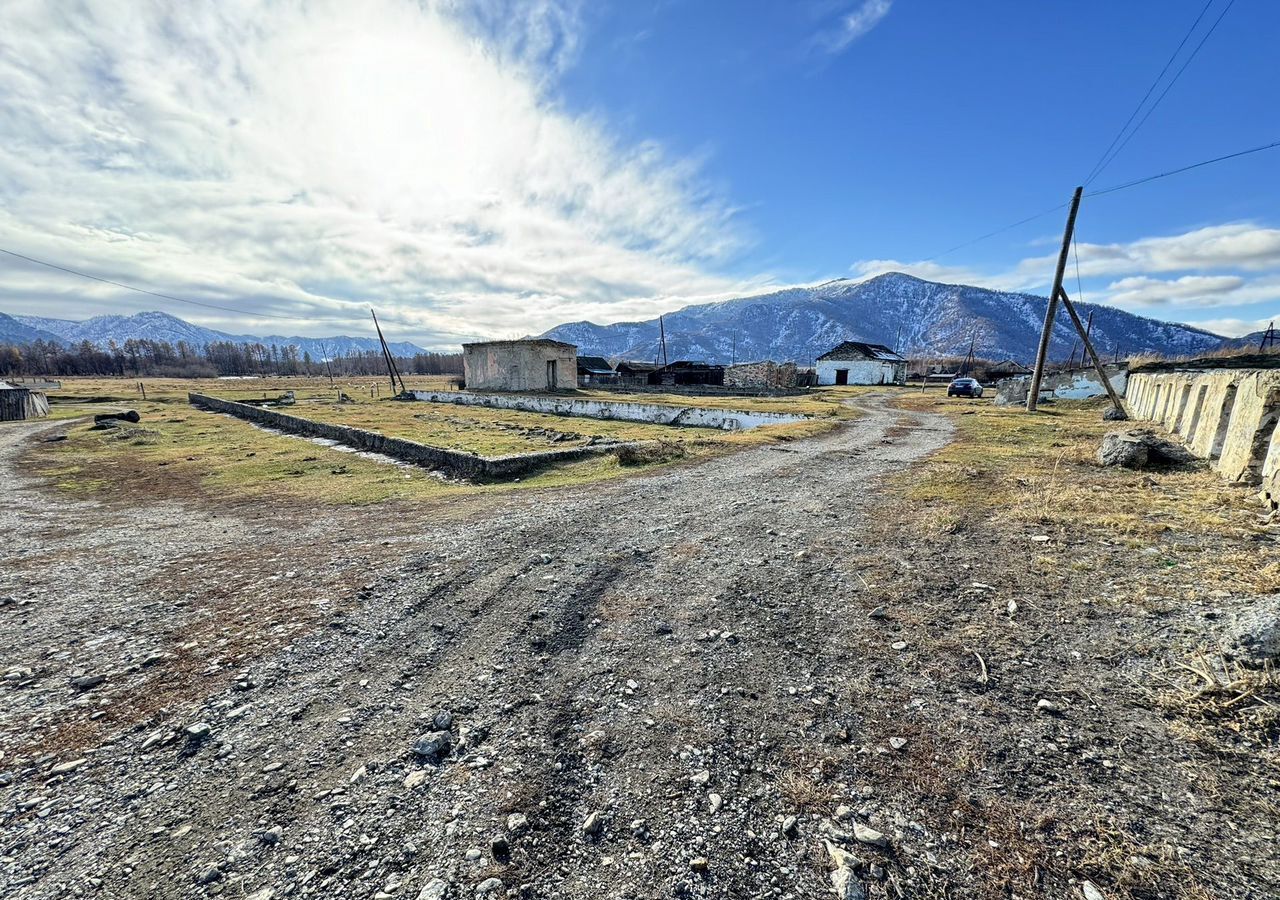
1127 368 1280 507
188 393 621 478
724 360 798 389
994 364 1129 406
411 390 806 430
815 342 906 386
462 340 577 392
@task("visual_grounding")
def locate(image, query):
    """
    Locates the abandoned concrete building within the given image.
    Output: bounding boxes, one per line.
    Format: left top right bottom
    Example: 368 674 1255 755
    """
0 381 50 421
725 360 799 389
462 340 578 392
816 342 907 386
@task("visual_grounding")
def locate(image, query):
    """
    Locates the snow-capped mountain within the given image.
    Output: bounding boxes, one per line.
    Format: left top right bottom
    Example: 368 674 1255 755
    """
8 310 427 358
541 273 1226 363
0 312 65 346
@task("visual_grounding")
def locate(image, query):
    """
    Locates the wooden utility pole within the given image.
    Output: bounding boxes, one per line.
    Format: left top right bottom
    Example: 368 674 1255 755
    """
370 309 405 395
1026 186 1083 411
658 315 669 368
1057 286 1126 417
1261 321 1277 351
319 341 336 387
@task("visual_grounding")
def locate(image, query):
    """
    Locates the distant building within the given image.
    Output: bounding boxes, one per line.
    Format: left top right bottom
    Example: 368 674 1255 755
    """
0 382 50 421
650 360 725 387
614 361 659 387
725 360 798 389
815 342 907 386
984 359 1032 380
576 356 618 387
462 340 577 392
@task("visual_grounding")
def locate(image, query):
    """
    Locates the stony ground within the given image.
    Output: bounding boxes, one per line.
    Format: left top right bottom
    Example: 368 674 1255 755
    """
1 397 1276 900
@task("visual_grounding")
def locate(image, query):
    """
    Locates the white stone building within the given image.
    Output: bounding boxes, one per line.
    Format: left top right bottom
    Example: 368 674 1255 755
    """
815 341 907 386
462 339 578 391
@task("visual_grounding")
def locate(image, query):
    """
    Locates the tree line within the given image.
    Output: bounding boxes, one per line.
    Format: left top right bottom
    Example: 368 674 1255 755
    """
0 338 461 379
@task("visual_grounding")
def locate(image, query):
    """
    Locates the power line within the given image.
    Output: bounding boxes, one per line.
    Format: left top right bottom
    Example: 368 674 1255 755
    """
0 246 317 323
1087 0 1237 185
923 202 1069 261
1086 138 1280 197
928 137 1278 262
1082 0 1217 186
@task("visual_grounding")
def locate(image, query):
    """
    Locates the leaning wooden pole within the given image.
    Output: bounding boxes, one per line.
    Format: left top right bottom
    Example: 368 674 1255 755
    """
370 309 403 395
1026 186 1083 411
1057 287 1126 417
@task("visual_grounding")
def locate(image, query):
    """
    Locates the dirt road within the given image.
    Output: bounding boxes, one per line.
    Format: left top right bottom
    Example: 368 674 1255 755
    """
3 398 1275 900
0 398 953 899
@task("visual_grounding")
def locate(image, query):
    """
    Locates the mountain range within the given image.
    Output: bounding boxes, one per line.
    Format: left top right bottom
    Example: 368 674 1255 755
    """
542 272 1226 364
1 273 1239 365
1 310 428 358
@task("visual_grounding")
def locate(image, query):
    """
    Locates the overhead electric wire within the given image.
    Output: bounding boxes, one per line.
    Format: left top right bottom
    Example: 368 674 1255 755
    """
927 137 1278 262
922 202 1070 262
0 246 318 324
1082 0 1217 186
1085 138 1280 197
1086 0 1238 186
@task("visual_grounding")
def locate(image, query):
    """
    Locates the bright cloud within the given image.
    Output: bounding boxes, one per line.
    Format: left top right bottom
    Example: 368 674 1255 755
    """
0 0 758 347
816 0 894 55
1189 316 1277 339
851 222 1280 317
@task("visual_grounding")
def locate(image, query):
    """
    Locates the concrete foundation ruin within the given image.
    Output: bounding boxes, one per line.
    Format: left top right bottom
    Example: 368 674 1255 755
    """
1126 368 1280 507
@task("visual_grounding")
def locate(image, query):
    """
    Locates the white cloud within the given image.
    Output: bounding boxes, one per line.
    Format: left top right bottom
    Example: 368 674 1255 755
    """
851 223 1280 316
0 0 757 348
1189 316 1277 339
815 0 893 55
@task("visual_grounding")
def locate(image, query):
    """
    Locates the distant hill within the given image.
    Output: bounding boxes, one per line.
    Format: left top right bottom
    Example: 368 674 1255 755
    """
1220 328 1277 351
0 312 65 346
541 272 1226 364
6 310 427 359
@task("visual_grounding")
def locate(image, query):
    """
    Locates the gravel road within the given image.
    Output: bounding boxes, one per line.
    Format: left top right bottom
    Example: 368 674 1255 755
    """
2 398 955 899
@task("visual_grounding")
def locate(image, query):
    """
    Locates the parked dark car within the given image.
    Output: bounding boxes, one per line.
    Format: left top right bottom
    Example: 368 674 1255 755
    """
947 377 984 398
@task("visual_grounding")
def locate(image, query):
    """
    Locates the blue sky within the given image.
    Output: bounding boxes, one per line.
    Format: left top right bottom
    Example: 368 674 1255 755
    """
0 0 1277 346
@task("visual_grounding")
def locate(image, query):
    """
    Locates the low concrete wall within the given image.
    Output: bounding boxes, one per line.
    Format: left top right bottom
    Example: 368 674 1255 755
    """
188 394 620 479
409 390 807 430
1126 369 1280 507
993 364 1128 406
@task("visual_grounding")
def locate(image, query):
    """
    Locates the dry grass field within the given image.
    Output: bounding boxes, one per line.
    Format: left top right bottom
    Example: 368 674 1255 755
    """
28 376 857 506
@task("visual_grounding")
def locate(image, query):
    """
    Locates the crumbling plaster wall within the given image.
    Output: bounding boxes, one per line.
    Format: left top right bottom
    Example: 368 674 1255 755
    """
410 390 806 430
463 343 578 392
1127 369 1280 507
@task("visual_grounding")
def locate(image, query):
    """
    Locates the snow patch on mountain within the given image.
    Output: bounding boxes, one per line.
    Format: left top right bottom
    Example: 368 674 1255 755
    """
542 273 1225 363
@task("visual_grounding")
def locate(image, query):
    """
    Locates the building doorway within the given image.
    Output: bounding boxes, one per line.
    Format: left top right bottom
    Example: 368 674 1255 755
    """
835 369 849 385
546 360 558 389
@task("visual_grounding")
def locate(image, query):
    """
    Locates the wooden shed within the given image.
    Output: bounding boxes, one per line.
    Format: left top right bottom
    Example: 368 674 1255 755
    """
0 382 51 421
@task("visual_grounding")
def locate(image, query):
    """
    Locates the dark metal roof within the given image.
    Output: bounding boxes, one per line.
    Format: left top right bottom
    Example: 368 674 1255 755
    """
576 355 614 373
654 360 723 371
816 341 905 362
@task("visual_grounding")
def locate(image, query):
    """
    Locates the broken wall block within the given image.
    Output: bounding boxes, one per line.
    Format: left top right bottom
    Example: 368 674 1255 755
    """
1126 368 1280 507
1215 372 1280 483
